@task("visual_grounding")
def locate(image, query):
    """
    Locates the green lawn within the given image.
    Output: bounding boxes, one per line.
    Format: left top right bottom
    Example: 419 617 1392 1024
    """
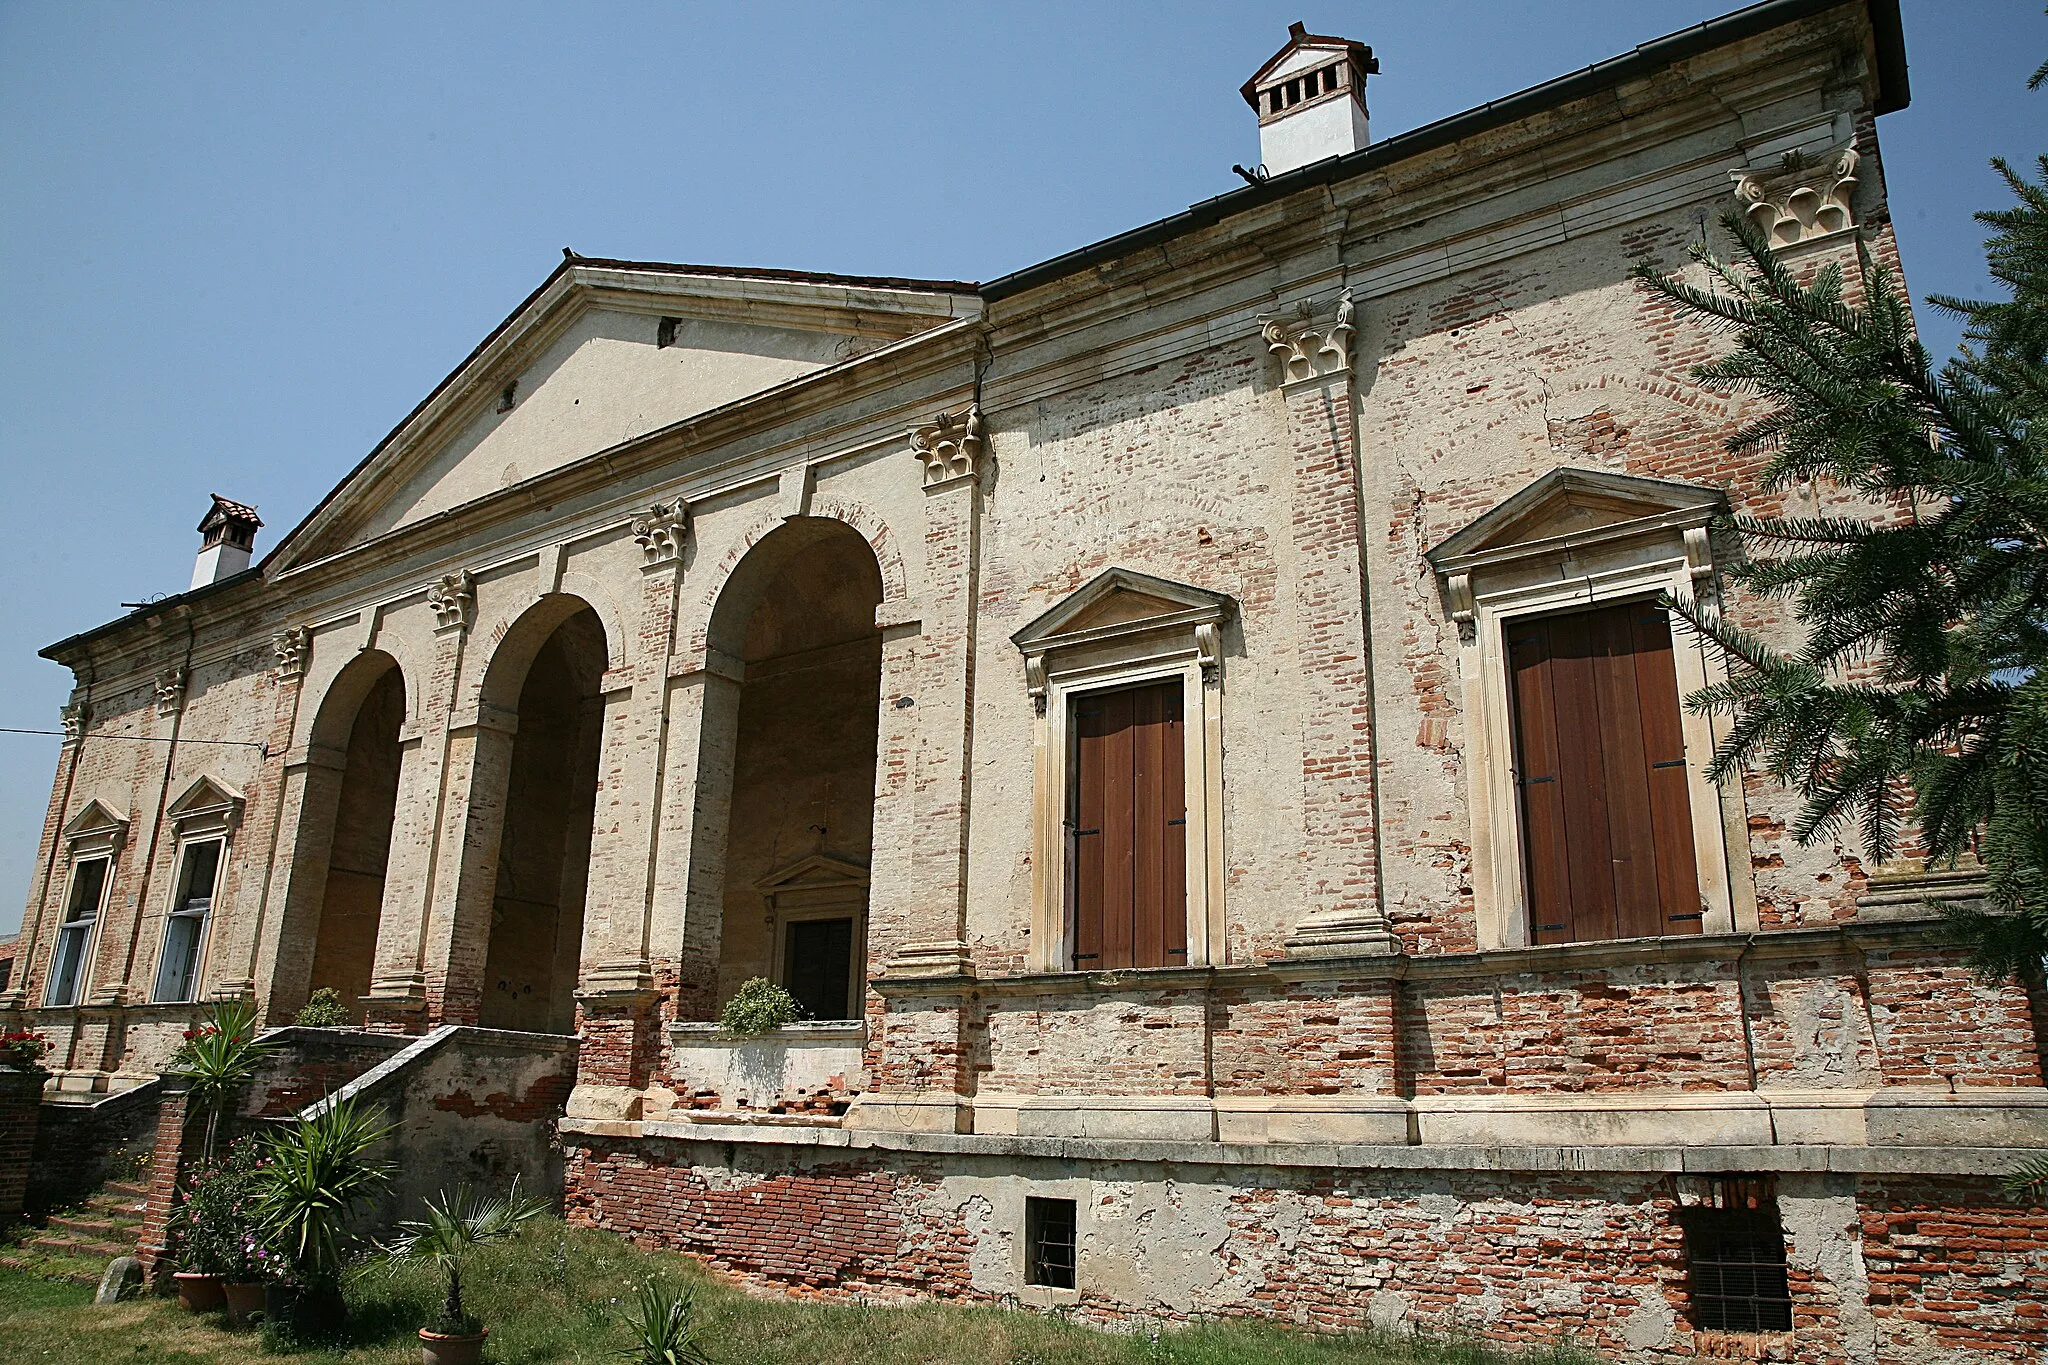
0 1219 1594 1365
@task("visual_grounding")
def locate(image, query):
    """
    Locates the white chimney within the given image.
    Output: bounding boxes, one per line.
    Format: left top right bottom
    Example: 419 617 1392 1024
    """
1242 22 1377 177
191 494 262 589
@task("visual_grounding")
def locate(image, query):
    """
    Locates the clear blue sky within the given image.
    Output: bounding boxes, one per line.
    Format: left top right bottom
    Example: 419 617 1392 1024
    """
0 1 2042 935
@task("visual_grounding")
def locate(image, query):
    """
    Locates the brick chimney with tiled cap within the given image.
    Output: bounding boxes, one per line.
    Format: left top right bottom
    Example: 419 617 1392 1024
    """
191 494 262 589
1241 21 1377 177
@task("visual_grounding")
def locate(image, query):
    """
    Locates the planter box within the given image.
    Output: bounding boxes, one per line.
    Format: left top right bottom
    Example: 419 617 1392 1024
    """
667 1021 862 1109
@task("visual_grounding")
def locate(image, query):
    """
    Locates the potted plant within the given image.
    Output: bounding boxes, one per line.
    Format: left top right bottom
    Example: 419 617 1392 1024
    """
0 1029 52 1072
169 1139 266 1313
170 998 281 1162
252 1094 395 1331
384 1178 549 1365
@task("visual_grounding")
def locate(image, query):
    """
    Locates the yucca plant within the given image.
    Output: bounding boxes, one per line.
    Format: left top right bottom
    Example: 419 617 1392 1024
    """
616 1279 715 1365
171 998 281 1162
253 1095 395 1294
384 1178 550 1338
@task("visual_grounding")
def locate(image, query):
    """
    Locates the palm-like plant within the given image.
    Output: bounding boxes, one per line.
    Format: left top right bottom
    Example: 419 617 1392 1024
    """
253 1095 395 1292
617 1280 715 1365
171 998 281 1161
384 1178 550 1337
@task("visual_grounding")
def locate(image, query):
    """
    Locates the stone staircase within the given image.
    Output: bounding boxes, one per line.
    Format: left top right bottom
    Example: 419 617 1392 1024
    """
2 1178 148 1284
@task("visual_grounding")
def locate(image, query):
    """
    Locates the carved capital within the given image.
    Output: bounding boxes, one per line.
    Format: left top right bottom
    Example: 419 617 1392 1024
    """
59 701 87 744
631 498 690 567
1195 621 1222 686
1731 145 1859 247
910 405 986 487
153 667 186 717
272 626 310 681
1259 287 1355 384
427 569 476 632
1024 654 1048 716
1447 572 1476 645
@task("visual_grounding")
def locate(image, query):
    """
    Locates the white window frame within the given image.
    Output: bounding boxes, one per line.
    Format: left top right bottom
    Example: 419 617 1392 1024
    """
1442 510 1756 951
45 854 112 1008
153 836 224 1004
1015 571 1230 976
153 777 244 1005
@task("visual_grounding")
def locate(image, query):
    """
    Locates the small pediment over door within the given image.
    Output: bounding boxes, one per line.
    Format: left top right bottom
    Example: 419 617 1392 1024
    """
753 853 870 913
1011 568 1231 655
1426 467 1726 571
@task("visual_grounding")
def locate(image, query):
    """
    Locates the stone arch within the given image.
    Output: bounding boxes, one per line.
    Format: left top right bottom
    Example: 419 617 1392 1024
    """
447 592 610 1031
278 648 408 1022
677 516 888 1025
682 499 910 664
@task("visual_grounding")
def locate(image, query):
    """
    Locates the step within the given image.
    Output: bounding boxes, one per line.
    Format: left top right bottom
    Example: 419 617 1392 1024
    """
98 1180 150 1201
30 1235 133 1260
83 1194 146 1218
46 1215 137 1240
0 1252 102 1288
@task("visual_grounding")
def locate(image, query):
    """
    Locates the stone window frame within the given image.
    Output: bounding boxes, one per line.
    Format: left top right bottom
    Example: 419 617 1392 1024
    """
149 778 243 1006
1012 569 1231 976
1001 1176 1089 1309
44 801 127 1008
1429 470 1757 952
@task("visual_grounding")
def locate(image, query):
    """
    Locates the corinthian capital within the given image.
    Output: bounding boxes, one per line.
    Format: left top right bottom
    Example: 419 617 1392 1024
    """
1731 145 1859 247
1259 287 1355 384
428 569 476 632
631 498 690 567
909 405 986 488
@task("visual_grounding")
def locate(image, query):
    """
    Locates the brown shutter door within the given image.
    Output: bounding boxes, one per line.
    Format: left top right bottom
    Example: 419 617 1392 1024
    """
1628 606 1704 934
1508 624 1576 946
1507 601 1701 944
1069 679 1186 970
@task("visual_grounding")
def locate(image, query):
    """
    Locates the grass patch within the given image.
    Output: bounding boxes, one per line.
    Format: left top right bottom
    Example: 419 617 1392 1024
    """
0 1218 1595 1365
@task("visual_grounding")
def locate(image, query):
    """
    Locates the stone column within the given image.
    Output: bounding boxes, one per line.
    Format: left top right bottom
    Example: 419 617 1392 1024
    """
572 503 687 1111
365 572 473 1030
662 659 743 1025
1263 292 1399 959
0 1067 43 1224
252 744 347 1021
855 407 982 1134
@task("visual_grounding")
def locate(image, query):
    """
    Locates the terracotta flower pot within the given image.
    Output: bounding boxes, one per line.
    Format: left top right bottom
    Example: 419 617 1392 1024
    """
223 1280 267 1326
172 1272 226 1312
419 1327 488 1365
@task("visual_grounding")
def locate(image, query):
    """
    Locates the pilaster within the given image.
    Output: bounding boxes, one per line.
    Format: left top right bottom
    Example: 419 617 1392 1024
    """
1260 292 1398 958
209 629 309 1006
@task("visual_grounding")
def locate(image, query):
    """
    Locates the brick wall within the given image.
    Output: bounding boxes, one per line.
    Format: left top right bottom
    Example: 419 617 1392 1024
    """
0 1070 42 1222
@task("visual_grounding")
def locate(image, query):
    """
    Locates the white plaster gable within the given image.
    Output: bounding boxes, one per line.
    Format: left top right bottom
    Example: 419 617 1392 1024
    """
274 262 979 568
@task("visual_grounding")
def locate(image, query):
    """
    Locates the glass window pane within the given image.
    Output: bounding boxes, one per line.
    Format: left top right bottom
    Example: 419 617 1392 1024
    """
176 841 222 911
47 923 89 1006
66 859 107 924
155 913 204 1003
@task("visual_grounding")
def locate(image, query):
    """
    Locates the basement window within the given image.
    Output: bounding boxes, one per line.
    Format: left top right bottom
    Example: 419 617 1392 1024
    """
1024 1197 1076 1289
1681 1178 1792 1334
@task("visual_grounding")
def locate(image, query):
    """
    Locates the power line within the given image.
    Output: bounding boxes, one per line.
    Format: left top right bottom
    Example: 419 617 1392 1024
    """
0 727 270 757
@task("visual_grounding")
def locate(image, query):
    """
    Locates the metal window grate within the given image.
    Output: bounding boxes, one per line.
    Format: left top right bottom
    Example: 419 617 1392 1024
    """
1024 1197 1076 1290
1682 1186 1792 1334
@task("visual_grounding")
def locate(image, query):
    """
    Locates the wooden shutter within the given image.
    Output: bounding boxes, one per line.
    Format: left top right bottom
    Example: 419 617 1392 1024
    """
1070 679 1187 969
1507 600 1701 944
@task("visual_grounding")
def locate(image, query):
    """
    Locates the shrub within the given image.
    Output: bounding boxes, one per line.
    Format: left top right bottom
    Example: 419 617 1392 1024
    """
616 1279 714 1364
173 1139 275 1279
254 1095 395 1295
293 988 352 1028
172 998 282 1161
718 978 802 1035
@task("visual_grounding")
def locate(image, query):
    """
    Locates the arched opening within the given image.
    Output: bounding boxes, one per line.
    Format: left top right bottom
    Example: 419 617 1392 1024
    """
699 518 884 1020
478 602 608 1032
300 653 405 1023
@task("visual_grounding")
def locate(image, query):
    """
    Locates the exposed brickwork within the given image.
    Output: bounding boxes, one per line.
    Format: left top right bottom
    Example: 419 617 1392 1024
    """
1865 950 2046 1088
1860 1178 2048 1361
0 1070 42 1221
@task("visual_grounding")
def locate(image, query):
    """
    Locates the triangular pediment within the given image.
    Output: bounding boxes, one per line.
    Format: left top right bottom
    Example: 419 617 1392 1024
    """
271 260 979 569
1426 468 1725 570
1012 569 1231 655
1240 26 1375 105
753 853 870 895
166 776 244 822
62 799 128 845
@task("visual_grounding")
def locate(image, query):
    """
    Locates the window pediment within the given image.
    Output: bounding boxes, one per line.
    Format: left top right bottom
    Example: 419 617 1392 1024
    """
166 776 245 837
62 799 129 853
754 853 869 913
1012 570 1230 711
